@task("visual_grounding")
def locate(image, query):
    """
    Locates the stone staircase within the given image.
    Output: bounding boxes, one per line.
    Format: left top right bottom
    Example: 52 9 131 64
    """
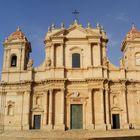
1 129 140 140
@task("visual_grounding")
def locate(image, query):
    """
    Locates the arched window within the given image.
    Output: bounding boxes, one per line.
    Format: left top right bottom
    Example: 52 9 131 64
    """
72 53 80 68
11 55 17 67
7 105 14 116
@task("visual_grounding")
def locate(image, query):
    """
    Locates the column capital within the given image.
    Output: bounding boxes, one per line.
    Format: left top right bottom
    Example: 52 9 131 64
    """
17 91 24 95
60 43 64 46
88 88 92 93
105 88 109 92
99 88 104 92
25 91 31 94
61 88 65 92
121 86 126 92
49 88 53 93
43 89 49 93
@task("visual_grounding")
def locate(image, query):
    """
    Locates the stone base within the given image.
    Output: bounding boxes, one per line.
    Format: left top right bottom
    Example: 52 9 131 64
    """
86 124 95 130
132 123 140 129
54 124 65 130
45 124 53 130
22 124 29 130
123 123 129 129
4 125 22 130
95 123 106 130
106 124 111 130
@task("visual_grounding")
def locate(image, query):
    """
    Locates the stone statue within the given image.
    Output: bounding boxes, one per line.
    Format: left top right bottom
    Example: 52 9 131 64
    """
27 59 33 69
120 58 124 68
103 57 108 66
46 57 51 67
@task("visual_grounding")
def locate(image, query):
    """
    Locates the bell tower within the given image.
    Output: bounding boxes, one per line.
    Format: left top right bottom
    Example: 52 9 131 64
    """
2 27 32 80
121 24 140 70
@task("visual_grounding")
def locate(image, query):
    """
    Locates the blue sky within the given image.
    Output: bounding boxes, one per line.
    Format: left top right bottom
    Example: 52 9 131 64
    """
0 0 140 71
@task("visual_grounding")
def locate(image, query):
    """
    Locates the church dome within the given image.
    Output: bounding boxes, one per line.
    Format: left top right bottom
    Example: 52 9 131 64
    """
127 24 140 37
5 27 28 42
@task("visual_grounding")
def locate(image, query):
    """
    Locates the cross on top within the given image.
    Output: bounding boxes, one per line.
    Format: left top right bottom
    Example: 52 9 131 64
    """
72 9 79 21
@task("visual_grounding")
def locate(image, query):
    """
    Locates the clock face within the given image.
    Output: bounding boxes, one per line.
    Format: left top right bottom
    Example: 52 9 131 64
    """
136 58 140 65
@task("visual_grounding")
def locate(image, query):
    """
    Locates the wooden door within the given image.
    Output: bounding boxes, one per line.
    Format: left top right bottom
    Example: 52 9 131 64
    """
112 114 120 129
71 104 83 129
34 115 41 129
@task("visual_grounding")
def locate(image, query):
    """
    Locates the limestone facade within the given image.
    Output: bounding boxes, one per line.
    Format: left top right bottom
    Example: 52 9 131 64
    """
0 21 140 131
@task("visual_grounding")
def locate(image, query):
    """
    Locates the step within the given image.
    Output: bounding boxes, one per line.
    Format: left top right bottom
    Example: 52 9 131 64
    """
1 130 140 140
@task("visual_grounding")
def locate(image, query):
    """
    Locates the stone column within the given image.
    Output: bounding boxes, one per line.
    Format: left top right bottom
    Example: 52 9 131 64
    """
95 88 106 130
60 44 64 67
97 43 101 66
3 49 7 70
60 89 65 124
88 43 92 66
22 91 30 130
0 91 6 132
105 88 111 130
43 90 48 128
51 44 54 67
87 88 94 129
121 83 129 129
100 89 104 122
55 89 65 130
48 89 53 129
6 49 10 71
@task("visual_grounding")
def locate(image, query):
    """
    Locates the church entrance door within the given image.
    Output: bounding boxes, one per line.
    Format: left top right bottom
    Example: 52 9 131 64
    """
34 115 41 129
71 104 83 129
112 114 120 129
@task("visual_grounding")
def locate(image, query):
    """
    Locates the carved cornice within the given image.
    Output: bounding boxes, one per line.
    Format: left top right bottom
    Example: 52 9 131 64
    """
86 78 105 82
0 91 7 95
67 79 86 84
16 91 24 95
0 80 33 86
3 41 28 46
34 78 67 85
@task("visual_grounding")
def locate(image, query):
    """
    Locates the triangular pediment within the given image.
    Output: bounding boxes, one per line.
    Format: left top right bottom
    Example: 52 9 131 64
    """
47 24 100 39
51 25 94 38
66 27 87 38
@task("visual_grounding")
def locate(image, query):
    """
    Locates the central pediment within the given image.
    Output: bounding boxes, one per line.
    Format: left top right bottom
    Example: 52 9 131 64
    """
47 24 99 39
66 27 87 38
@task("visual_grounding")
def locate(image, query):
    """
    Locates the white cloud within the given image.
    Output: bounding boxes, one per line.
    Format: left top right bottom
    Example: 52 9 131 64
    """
107 33 119 47
116 13 129 22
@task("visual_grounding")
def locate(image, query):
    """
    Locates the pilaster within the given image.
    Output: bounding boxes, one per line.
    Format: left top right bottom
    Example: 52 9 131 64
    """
86 88 94 129
88 43 92 66
54 88 65 130
121 81 129 129
42 90 48 129
105 88 111 130
47 89 53 129
22 90 30 130
51 44 54 67
95 88 106 130
60 44 64 67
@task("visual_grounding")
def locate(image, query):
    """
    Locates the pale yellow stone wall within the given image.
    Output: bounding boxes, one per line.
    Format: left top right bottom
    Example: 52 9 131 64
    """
0 22 140 131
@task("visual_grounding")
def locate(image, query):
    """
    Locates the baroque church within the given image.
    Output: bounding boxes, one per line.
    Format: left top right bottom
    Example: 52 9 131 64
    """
0 20 140 131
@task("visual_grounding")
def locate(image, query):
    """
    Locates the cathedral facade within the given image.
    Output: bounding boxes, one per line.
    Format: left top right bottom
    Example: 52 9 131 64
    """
0 20 140 131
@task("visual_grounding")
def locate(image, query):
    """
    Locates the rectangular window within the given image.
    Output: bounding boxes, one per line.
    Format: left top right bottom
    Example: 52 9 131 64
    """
72 53 80 68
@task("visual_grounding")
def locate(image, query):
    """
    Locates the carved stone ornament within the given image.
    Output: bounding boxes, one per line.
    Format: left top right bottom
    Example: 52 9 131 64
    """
103 57 108 66
45 57 51 67
7 100 15 106
72 91 79 97
120 58 124 68
27 58 33 69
